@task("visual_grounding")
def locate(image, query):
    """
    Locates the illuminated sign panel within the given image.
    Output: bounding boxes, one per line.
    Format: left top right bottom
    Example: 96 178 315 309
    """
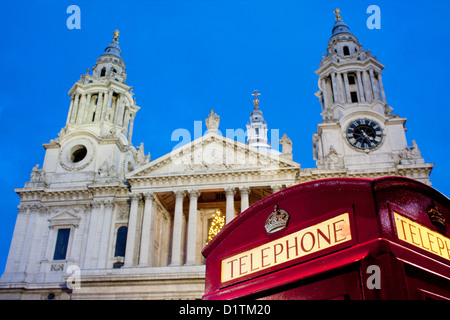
221 213 352 283
394 212 450 262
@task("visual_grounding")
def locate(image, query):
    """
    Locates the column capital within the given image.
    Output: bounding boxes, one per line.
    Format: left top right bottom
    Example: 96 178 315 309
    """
103 199 114 209
129 192 141 201
174 189 185 199
239 186 250 195
143 192 155 201
188 189 200 199
91 199 103 209
225 187 236 196
271 185 283 193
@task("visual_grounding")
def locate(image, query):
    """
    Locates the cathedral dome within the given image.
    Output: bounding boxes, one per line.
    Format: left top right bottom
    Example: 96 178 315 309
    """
96 30 123 65
250 105 264 122
331 19 350 36
92 30 127 82
330 8 352 38
103 39 121 58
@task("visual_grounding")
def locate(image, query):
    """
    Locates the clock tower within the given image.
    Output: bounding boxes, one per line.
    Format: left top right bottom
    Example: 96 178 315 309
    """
312 10 433 184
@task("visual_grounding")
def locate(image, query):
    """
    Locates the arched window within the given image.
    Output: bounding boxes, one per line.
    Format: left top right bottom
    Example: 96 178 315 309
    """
114 226 128 257
100 68 106 77
343 46 350 56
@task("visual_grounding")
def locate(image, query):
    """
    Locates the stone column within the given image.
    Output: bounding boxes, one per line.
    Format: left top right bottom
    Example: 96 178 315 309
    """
76 94 86 124
124 193 141 267
123 108 131 133
185 190 199 265
83 200 102 269
343 73 352 104
170 190 185 266
66 95 75 125
24 206 46 282
362 70 373 102
369 69 380 101
330 72 339 104
95 92 104 122
225 187 235 224
117 95 126 126
82 93 92 123
128 114 135 143
356 71 365 102
336 73 345 103
271 185 282 193
97 200 114 268
3 205 29 275
240 186 250 213
377 72 387 103
139 192 155 266
70 93 80 123
321 78 330 110
102 90 113 120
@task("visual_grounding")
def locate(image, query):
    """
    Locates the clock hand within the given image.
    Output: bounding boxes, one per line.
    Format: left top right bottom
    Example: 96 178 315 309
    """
361 131 373 141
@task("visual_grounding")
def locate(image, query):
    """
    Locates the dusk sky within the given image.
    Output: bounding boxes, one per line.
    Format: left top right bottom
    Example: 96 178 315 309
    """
1 0 449 274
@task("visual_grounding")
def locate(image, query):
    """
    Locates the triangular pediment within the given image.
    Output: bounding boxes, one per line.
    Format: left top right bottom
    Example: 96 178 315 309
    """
49 211 81 227
127 133 300 178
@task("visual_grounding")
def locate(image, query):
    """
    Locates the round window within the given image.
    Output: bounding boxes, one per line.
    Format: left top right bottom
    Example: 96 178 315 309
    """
70 145 88 163
59 138 95 171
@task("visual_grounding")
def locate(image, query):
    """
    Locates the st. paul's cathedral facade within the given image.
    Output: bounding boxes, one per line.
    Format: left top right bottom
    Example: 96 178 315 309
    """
0 11 433 299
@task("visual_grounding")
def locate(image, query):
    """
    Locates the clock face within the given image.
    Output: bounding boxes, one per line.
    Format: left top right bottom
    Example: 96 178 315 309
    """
346 119 383 150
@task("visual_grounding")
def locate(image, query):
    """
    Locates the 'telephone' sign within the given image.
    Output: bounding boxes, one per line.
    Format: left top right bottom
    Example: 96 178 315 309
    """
394 212 450 261
221 213 352 283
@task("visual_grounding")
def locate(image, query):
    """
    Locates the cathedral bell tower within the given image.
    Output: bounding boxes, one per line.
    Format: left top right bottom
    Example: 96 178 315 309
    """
312 10 432 184
41 30 145 187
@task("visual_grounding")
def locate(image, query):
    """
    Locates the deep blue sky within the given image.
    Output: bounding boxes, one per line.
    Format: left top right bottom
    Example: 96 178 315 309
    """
1 0 449 274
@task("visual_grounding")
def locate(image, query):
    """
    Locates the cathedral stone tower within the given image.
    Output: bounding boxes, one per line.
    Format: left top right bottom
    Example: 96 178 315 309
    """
46 30 144 188
0 11 435 300
312 10 433 184
246 90 272 152
0 31 148 294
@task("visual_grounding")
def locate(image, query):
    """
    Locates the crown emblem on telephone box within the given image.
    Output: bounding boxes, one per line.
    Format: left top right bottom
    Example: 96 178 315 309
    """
428 205 446 231
265 205 290 234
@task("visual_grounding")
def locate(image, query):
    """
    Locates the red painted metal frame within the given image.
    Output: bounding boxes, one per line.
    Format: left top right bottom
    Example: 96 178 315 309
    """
202 177 450 300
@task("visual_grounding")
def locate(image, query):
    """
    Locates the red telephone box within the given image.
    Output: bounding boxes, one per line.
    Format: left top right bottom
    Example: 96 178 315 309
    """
202 177 450 300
